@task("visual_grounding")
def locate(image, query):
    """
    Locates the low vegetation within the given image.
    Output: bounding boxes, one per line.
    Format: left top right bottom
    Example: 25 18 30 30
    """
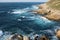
47 0 60 10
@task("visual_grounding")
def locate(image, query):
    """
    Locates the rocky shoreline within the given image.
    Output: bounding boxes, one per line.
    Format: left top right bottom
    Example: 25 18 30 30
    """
32 2 60 21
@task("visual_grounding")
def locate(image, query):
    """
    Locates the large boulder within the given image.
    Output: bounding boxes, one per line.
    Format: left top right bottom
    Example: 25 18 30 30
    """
45 12 60 21
23 36 30 40
8 34 23 40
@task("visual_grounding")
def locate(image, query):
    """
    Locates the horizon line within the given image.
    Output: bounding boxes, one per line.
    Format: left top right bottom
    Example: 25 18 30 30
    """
0 2 46 3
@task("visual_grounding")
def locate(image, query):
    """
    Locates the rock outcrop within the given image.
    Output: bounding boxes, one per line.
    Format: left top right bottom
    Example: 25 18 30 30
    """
33 4 51 15
45 11 60 21
32 0 60 21
8 34 23 40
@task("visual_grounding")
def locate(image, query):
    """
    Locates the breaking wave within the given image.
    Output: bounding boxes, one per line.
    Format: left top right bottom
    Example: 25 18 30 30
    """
10 5 38 14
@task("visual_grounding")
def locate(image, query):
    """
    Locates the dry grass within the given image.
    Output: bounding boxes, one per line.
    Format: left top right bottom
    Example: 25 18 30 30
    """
47 0 60 10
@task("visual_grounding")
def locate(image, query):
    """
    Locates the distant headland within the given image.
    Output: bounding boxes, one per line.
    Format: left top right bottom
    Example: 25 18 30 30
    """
33 0 60 21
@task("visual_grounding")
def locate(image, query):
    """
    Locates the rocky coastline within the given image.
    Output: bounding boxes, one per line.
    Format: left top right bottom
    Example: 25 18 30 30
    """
32 0 60 21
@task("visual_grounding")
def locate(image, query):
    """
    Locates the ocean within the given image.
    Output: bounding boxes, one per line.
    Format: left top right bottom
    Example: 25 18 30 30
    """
0 2 59 40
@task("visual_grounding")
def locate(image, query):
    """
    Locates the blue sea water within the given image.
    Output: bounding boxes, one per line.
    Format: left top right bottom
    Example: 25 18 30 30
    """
0 2 60 40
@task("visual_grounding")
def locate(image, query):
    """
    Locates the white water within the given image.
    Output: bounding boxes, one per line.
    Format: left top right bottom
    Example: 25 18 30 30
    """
0 30 3 36
11 5 38 14
11 9 27 14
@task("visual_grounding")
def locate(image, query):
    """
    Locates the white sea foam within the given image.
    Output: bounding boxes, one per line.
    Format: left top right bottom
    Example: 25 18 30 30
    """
18 16 35 21
11 5 38 14
24 7 30 10
11 8 29 14
0 30 3 36
34 16 52 25
23 5 38 10
53 26 60 33
31 5 39 10
40 16 51 23
18 19 22 21
11 9 27 14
